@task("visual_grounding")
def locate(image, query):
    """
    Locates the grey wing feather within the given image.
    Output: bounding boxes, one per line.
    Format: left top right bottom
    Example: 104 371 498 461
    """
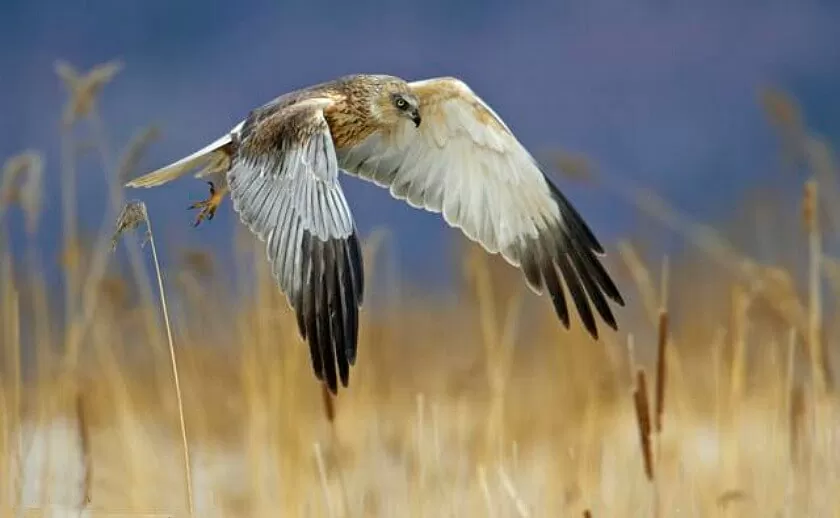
228 98 364 393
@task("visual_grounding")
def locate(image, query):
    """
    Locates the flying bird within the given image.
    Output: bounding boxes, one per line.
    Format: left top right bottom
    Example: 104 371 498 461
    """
125 74 625 394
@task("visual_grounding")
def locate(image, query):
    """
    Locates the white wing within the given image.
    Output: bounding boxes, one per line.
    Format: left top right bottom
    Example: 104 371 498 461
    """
337 77 623 338
229 97 363 393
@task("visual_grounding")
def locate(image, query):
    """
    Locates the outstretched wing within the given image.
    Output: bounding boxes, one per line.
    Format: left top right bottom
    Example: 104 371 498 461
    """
229 97 364 394
337 77 623 338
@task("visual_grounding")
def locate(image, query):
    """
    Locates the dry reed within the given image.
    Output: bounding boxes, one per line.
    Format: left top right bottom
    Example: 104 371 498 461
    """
633 368 654 482
112 200 194 517
1 67 839 518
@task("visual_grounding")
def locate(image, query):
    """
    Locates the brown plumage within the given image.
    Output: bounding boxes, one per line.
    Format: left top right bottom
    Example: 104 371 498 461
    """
126 73 625 394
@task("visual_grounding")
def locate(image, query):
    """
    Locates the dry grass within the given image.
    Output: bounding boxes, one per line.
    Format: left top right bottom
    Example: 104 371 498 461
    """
1 62 839 517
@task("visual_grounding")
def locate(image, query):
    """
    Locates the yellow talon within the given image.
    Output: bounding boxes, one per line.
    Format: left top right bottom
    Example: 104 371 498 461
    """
188 181 228 227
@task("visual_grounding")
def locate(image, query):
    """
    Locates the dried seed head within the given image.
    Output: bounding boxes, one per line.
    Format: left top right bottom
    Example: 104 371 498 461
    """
55 59 124 127
759 87 803 135
111 200 149 251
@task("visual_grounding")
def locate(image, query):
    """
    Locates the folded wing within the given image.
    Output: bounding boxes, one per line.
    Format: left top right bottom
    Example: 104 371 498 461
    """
337 77 622 338
229 97 364 394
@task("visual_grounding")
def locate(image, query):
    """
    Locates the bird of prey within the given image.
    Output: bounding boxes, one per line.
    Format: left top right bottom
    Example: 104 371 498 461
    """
126 74 625 394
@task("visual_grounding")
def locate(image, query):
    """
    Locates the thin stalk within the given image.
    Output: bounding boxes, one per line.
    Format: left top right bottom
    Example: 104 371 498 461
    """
145 213 195 517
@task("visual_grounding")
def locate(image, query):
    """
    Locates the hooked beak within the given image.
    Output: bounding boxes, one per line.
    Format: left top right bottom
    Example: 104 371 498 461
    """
410 109 421 127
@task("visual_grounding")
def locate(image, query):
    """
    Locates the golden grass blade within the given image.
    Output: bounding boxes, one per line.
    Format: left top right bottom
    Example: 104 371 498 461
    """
497 465 531 518
313 442 336 518
75 388 92 507
1 253 22 512
802 180 828 395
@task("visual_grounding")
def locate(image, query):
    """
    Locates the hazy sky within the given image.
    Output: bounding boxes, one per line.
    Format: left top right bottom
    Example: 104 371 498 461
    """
2 0 839 289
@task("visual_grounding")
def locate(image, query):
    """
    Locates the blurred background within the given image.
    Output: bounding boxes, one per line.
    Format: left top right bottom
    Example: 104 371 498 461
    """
2 1 840 517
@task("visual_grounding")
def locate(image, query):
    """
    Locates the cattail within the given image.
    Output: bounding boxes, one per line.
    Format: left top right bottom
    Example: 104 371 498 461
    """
654 309 669 433
583 510 593 518
633 369 654 481
321 382 336 423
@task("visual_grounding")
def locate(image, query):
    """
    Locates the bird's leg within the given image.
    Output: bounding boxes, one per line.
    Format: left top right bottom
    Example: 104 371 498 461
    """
188 181 229 227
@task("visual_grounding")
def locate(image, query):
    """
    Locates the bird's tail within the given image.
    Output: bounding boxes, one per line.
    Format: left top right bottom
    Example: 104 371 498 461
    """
125 124 241 189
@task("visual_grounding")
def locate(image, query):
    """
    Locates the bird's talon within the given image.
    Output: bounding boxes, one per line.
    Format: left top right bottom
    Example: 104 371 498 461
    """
188 182 223 227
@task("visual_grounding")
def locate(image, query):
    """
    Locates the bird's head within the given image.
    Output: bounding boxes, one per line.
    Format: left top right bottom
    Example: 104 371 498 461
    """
365 76 422 129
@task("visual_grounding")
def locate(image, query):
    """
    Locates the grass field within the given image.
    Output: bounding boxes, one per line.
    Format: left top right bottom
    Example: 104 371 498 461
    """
1 63 839 517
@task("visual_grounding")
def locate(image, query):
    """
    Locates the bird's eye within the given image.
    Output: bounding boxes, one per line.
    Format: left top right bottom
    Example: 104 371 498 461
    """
395 97 407 109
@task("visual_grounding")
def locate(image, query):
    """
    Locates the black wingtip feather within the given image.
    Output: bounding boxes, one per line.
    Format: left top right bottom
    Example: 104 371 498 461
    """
520 246 544 294
520 173 625 339
340 234 361 366
556 250 599 339
343 232 363 365
544 176 605 255
537 246 570 329
326 241 350 388
568 243 617 331
295 229 363 395
348 233 365 306
302 238 323 382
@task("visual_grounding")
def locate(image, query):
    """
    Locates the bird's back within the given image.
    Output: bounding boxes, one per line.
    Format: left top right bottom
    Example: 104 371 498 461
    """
237 80 342 140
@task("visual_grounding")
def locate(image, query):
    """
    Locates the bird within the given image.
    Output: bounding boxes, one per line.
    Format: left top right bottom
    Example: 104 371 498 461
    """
125 73 625 394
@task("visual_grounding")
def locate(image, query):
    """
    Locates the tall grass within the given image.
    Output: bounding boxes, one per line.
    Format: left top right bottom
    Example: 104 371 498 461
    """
0 61 838 517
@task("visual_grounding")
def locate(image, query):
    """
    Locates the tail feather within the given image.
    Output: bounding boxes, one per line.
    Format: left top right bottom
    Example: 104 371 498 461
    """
126 123 242 189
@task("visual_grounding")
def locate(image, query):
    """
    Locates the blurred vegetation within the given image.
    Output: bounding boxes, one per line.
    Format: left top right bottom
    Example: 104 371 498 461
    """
0 61 838 517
